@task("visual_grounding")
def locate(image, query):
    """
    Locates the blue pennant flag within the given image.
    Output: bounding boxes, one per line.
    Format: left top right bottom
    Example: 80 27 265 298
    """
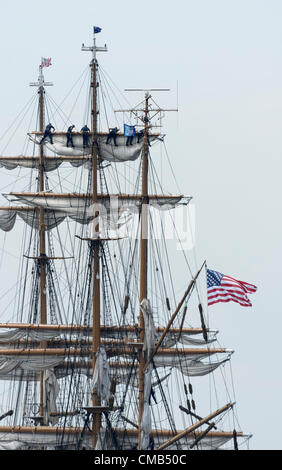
124 124 136 137
93 26 102 34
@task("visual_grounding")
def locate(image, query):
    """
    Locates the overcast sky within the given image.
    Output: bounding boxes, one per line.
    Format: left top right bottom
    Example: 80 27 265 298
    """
0 0 281 450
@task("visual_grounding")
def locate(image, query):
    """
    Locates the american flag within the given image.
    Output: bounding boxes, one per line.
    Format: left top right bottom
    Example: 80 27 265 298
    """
41 57 52 68
207 268 257 307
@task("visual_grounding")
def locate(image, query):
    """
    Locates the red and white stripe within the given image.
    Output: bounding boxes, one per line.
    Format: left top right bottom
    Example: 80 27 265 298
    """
41 57 51 68
208 275 257 307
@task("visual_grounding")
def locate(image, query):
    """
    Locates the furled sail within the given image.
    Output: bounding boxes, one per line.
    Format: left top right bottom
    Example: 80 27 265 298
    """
0 208 76 232
0 351 231 381
91 346 111 405
0 327 62 342
43 370 60 425
0 156 90 172
94 428 249 451
0 427 248 450
6 193 191 213
0 193 191 233
0 428 87 450
0 324 217 344
28 132 159 162
140 299 157 449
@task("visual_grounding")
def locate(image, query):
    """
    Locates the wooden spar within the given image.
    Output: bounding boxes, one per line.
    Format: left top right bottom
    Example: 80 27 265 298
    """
0 357 226 371
157 402 234 450
38 85 47 325
0 348 91 355
9 192 185 200
114 108 176 113
189 422 216 449
0 206 36 211
0 323 98 331
90 42 101 451
0 338 139 347
0 323 213 335
144 260 206 371
177 305 188 342
0 410 13 421
0 424 244 439
0 337 216 348
121 415 138 429
23 255 73 260
0 156 90 161
138 92 150 449
38 80 48 425
179 405 217 430
0 347 229 356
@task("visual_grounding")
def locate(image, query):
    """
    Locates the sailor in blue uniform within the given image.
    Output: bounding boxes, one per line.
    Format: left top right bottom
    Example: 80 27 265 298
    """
40 123 55 144
126 134 134 146
106 127 119 146
81 125 90 148
66 125 75 148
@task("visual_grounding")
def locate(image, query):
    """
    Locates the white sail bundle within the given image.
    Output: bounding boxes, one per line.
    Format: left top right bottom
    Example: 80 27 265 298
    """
0 356 63 376
0 210 17 231
109 356 230 383
0 355 230 383
161 331 217 347
0 156 90 172
101 325 217 346
0 429 239 451
139 299 157 449
112 349 230 365
0 207 126 232
0 327 61 342
0 208 66 232
28 132 159 162
43 369 60 425
0 430 85 450
140 363 153 449
140 299 158 359
91 346 111 405
0 193 191 233
90 427 245 451
5 193 190 213
0 325 217 346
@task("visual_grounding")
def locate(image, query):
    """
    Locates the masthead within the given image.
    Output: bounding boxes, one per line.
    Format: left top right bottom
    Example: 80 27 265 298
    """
29 58 53 88
81 26 107 62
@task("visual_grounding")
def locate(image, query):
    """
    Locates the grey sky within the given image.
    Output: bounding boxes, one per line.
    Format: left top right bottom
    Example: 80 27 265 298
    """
0 0 281 450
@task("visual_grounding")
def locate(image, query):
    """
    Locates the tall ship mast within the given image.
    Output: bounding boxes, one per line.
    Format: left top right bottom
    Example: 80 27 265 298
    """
0 28 253 451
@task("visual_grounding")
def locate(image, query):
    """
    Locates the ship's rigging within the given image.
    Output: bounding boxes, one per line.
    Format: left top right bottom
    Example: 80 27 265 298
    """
0 28 252 450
